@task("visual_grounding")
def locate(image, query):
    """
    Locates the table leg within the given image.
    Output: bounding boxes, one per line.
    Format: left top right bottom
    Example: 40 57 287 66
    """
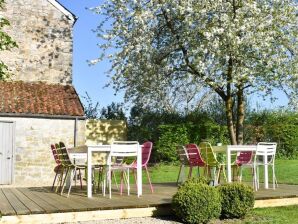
87 150 92 198
227 147 232 182
264 154 268 189
137 146 142 197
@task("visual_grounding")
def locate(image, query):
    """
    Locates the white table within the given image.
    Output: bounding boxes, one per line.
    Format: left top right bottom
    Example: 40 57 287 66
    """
69 145 142 198
225 145 272 189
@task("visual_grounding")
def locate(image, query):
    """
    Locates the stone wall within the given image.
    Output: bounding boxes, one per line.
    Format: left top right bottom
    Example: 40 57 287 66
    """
86 120 127 145
0 0 74 84
0 117 85 186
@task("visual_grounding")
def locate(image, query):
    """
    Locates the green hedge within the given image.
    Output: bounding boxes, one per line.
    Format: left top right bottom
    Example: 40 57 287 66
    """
156 122 229 162
172 178 221 224
245 111 298 158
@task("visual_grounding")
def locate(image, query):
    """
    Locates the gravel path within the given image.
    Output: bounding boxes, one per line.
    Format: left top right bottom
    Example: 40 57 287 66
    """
67 217 182 224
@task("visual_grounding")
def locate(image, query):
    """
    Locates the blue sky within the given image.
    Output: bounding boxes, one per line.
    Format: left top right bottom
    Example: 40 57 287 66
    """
58 0 289 111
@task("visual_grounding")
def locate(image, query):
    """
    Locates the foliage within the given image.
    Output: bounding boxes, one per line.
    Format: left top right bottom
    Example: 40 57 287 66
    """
92 0 298 144
82 92 101 119
0 0 18 80
157 124 189 162
100 102 126 120
172 178 221 224
182 176 209 185
218 183 255 219
245 111 298 158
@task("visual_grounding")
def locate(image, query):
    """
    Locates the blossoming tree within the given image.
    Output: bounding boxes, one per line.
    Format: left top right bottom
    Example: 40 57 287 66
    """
92 0 298 144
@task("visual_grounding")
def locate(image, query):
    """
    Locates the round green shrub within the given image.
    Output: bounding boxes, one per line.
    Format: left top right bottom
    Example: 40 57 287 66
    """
172 178 221 224
218 183 254 219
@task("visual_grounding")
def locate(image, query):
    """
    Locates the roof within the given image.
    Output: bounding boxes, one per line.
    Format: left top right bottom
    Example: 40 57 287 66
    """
47 0 76 22
0 81 84 117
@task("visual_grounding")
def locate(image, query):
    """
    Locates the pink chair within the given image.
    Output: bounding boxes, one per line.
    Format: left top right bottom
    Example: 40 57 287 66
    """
130 141 154 193
185 144 206 178
234 151 253 182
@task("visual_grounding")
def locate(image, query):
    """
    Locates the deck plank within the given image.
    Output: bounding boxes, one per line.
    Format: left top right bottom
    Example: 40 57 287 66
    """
1 183 298 217
0 189 16 215
37 187 90 211
2 188 30 215
10 188 44 214
17 188 60 213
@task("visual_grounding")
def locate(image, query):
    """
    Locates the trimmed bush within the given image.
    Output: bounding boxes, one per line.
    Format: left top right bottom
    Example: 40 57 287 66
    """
172 178 221 224
218 183 254 219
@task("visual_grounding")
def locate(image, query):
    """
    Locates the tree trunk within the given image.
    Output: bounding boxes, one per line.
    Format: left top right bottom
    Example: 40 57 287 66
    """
225 96 237 145
236 86 245 144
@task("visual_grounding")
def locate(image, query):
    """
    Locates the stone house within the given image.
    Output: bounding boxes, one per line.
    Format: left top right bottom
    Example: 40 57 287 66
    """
0 0 86 186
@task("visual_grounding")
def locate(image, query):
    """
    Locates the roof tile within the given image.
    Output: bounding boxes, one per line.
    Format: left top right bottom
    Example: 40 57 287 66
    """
0 81 84 117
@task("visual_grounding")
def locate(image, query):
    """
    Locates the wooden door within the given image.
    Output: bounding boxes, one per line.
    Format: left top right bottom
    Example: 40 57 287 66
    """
0 121 15 185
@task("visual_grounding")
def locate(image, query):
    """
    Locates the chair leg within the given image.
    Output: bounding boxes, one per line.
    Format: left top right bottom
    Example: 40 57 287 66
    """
112 171 119 190
188 166 193 179
132 169 138 190
109 166 112 199
176 165 183 185
127 168 130 196
239 166 243 182
273 164 278 189
222 165 227 182
52 172 58 191
56 169 64 193
120 171 124 195
78 169 83 190
67 169 74 197
97 167 102 192
145 165 154 193
253 165 258 191
61 168 70 195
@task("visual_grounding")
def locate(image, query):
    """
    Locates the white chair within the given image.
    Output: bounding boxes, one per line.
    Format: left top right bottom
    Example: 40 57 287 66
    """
254 142 277 191
106 141 140 198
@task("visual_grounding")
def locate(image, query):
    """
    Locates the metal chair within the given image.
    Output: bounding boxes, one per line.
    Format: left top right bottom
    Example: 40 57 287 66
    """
254 142 278 191
185 144 206 178
130 141 154 193
176 145 189 184
199 142 226 184
107 141 140 198
57 142 86 197
50 144 63 191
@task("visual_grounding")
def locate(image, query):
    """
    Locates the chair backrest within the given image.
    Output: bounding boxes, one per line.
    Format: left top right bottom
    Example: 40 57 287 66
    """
176 145 189 165
255 142 277 163
56 142 72 166
198 142 220 166
109 141 139 165
236 151 253 165
51 144 61 165
141 141 153 166
185 144 205 167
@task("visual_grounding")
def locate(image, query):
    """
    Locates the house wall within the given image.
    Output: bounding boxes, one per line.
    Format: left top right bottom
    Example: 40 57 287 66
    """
86 120 127 145
0 0 74 85
0 117 85 186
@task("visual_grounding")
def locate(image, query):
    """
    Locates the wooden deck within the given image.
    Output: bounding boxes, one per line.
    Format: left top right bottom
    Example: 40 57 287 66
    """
1 183 298 217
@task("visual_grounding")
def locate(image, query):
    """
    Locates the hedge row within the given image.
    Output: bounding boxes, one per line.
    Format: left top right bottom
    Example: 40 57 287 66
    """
128 111 298 161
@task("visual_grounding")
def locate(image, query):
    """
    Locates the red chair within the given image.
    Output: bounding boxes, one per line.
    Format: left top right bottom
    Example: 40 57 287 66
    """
130 141 154 193
50 144 63 191
185 144 206 178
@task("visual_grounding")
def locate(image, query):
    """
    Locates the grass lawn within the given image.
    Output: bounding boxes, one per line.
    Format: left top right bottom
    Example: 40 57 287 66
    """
144 160 298 224
208 205 298 223
147 159 298 185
